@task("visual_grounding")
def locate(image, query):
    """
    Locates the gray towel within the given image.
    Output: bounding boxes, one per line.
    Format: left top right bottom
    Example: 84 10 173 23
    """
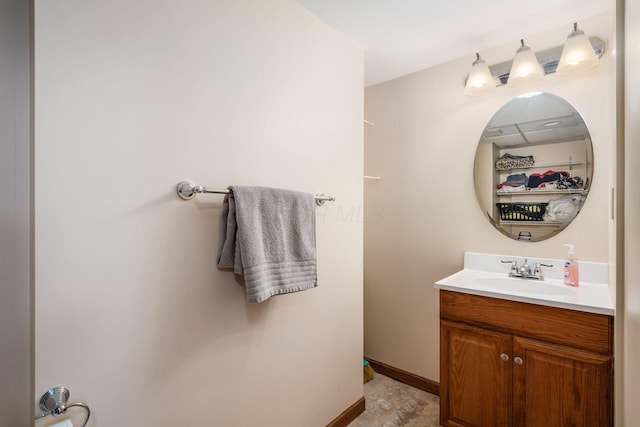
217 186 318 303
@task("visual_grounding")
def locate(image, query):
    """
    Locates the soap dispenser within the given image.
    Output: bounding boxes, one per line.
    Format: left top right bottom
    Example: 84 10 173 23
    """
563 244 580 287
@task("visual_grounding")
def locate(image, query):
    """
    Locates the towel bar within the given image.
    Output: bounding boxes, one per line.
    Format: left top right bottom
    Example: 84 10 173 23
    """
176 181 335 206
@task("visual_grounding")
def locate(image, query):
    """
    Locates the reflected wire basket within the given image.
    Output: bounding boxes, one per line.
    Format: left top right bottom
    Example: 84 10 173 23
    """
496 202 547 221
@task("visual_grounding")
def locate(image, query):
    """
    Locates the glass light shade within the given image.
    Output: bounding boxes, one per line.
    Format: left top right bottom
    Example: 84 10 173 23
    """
507 41 544 86
464 54 496 96
556 25 599 75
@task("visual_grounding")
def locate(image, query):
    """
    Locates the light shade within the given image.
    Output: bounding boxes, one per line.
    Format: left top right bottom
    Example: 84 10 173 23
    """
464 53 496 96
556 23 599 75
507 40 544 86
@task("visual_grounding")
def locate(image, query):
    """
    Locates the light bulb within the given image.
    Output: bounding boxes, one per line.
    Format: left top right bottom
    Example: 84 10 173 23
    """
464 53 496 96
556 23 599 75
507 40 544 86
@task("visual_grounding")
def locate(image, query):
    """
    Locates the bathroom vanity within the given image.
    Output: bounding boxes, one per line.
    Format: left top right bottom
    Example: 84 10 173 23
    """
436 253 614 427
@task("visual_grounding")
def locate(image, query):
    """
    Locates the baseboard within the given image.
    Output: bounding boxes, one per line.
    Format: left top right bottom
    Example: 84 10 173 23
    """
326 396 366 427
365 357 440 396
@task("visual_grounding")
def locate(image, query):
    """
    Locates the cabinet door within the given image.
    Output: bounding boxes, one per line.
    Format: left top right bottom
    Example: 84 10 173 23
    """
512 336 613 427
441 321 513 427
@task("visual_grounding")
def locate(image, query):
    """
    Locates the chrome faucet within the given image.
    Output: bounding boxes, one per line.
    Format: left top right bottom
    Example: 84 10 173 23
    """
519 259 532 277
501 259 553 280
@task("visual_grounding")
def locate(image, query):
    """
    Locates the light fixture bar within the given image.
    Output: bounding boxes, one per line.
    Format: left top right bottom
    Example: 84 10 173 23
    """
485 36 604 86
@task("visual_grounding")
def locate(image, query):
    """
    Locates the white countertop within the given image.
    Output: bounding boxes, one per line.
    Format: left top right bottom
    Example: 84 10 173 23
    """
434 253 614 316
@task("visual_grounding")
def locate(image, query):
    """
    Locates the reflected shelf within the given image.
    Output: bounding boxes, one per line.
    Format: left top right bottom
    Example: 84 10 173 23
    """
499 221 565 227
496 189 589 196
496 160 585 171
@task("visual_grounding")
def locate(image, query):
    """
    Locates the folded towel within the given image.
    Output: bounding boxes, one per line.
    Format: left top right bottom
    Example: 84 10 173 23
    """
217 186 318 303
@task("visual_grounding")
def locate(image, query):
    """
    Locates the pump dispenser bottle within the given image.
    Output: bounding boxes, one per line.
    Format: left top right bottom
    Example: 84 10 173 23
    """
563 244 580 287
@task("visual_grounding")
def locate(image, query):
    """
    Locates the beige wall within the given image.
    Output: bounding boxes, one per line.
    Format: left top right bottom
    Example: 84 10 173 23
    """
364 13 612 381
0 0 32 424
34 1 363 426
624 0 640 423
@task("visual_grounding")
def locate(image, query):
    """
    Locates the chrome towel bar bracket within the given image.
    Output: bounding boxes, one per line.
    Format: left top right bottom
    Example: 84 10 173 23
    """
176 181 335 206
35 386 90 427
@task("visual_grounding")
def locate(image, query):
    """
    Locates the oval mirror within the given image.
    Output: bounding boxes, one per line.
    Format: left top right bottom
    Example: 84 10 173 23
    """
473 92 593 242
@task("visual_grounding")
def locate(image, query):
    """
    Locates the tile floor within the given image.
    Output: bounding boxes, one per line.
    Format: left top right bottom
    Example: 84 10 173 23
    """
348 373 440 427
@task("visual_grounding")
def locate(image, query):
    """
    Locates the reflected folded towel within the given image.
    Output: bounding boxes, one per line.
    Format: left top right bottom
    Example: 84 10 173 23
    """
495 153 535 170
217 186 318 303
543 194 584 223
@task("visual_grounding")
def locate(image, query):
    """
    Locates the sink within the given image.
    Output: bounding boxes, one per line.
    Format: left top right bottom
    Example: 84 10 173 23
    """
472 277 577 296
434 253 614 315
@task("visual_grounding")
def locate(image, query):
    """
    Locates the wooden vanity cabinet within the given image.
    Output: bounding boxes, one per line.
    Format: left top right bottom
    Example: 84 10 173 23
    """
439 290 613 427
441 321 513 427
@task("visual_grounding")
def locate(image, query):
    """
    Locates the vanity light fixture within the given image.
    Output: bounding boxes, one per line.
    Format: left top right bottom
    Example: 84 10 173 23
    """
463 23 604 96
556 22 600 75
463 53 496 96
507 39 544 86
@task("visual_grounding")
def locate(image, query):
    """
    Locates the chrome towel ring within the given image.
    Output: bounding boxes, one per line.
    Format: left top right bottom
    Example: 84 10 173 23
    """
35 386 90 427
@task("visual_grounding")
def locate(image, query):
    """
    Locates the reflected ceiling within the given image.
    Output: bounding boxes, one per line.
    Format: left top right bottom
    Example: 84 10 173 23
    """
480 94 590 148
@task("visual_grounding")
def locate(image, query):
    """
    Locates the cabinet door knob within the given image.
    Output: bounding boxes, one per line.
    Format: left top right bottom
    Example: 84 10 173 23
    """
514 357 524 365
500 353 509 362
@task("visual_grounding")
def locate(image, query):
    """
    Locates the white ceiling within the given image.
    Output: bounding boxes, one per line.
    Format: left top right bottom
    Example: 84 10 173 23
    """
295 0 609 87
